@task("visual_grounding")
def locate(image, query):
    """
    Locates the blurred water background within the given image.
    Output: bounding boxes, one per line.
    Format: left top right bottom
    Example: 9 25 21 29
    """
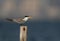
0 0 60 41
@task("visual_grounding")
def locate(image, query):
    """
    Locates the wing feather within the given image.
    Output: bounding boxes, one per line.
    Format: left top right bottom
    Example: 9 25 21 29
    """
6 18 13 22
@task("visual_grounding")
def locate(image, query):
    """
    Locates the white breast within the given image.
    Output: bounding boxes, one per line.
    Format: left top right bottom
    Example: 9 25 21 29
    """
23 17 29 21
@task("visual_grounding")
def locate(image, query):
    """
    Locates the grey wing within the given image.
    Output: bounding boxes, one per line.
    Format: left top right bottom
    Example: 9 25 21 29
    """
13 18 25 24
6 18 13 22
6 18 25 24
6 18 19 23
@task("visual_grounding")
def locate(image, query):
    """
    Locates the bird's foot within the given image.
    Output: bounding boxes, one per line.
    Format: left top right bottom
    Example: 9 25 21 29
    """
20 24 26 26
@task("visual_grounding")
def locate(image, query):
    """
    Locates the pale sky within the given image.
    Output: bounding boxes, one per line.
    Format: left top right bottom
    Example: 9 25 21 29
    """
0 0 60 20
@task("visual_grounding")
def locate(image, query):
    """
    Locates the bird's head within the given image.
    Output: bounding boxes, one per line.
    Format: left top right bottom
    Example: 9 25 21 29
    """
25 16 32 20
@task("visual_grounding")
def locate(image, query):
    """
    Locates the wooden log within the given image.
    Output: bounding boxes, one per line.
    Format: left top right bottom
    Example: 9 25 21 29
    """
20 26 27 41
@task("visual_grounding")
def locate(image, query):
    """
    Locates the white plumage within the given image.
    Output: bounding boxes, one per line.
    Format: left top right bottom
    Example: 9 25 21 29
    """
6 16 32 24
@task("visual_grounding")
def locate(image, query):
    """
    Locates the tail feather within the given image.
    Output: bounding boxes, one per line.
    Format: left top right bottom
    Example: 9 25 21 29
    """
6 18 13 22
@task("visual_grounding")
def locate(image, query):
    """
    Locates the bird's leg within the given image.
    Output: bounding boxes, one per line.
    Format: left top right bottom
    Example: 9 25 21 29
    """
20 24 23 26
20 23 26 26
23 23 27 26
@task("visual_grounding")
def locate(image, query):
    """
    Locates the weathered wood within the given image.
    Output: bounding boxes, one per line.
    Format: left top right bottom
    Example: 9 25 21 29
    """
20 26 27 41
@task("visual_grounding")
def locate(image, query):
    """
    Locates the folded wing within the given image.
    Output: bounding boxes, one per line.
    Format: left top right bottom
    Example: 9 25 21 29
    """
6 18 13 22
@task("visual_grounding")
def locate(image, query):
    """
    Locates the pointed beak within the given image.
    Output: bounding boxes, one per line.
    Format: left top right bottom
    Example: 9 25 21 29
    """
28 16 32 19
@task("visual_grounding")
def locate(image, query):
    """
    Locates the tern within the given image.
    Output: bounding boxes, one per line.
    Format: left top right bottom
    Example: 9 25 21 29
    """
6 16 32 25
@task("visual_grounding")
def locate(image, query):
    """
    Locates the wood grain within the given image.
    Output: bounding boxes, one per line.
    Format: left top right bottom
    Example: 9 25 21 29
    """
20 26 27 41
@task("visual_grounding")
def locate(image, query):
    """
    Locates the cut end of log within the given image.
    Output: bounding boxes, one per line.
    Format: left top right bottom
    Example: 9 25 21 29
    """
20 26 27 41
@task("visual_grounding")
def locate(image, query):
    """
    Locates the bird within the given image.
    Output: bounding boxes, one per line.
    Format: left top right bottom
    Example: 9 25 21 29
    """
6 16 32 25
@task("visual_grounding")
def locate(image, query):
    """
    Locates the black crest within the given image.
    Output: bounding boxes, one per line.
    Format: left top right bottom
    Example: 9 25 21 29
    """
25 16 29 17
